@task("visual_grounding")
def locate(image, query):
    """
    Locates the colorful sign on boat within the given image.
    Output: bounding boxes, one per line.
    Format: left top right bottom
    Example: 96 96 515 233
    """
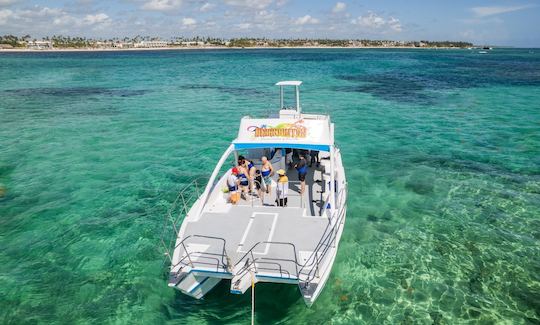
248 120 307 138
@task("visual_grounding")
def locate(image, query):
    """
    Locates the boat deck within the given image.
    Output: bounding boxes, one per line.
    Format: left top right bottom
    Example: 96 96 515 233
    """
177 159 333 280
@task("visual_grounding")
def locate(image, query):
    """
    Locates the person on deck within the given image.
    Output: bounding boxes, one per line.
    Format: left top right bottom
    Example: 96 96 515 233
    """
227 167 240 204
309 150 320 167
238 155 256 194
254 169 264 205
260 156 274 194
276 169 288 207
236 164 250 200
294 153 308 195
285 148 293 168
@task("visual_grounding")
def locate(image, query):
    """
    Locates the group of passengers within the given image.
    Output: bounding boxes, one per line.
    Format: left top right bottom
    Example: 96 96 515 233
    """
228 155 276 204
227 150 320 207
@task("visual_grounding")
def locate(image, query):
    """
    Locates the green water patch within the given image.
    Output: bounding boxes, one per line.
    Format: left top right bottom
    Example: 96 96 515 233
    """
3 87 150 98
179 84 269 97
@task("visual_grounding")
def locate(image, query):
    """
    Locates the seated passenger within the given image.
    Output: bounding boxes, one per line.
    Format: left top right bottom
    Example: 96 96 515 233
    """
260 156 274 194
276 169 288 207
227 167 240 204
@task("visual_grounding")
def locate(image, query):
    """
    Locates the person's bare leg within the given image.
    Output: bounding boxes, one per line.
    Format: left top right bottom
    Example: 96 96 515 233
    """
301 180 305 195
249 168 256 193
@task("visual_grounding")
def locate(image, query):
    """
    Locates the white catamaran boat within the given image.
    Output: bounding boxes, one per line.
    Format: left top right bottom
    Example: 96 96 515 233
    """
163 81 347 306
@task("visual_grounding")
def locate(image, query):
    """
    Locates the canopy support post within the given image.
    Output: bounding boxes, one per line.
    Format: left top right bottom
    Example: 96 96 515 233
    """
280 86 284 109
329 146 335 216
295 85 301 114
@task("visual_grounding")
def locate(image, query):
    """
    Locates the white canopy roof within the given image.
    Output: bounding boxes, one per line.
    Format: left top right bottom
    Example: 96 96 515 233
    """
232 117 332 152
275 81 302 86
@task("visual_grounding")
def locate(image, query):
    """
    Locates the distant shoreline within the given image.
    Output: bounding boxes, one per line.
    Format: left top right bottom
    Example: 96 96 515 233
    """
0 46 476 53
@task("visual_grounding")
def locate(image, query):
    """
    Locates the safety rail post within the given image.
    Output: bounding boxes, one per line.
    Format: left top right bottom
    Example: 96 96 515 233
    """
194 180 200 197
250 251 257 272
181 242 194 267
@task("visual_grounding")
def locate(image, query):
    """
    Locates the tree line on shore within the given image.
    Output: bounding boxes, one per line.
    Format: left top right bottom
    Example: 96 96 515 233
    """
0 34 474 49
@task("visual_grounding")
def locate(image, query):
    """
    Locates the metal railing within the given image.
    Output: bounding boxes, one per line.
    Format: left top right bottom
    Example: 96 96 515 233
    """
171 234 230 274
160 177 206 263
161 176 234 281
233 241 301 282
231 183 347 289
161 172 347 291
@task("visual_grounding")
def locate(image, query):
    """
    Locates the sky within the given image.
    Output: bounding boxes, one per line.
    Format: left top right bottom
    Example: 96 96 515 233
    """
0 0 539 46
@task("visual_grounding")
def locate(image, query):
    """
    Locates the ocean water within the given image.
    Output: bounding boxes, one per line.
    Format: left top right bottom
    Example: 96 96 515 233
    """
0 48 539 324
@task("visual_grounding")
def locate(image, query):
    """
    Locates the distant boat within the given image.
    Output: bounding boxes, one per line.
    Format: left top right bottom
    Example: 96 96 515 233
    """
482 46 492 50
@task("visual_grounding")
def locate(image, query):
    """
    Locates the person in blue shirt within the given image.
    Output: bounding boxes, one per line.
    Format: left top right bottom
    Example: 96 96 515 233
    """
294 153 308 195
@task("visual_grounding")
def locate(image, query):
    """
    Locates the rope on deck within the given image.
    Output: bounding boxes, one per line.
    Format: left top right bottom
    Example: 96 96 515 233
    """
251 271 255 325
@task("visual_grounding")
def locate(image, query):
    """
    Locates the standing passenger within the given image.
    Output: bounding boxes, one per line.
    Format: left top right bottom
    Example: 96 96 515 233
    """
238 155 256 194
285 148 293 168
227 167 240 204
309 150 320 167
254 169 264 205
236 164 250 200
294 154 308 195
276 169 288 207
261 156 274 194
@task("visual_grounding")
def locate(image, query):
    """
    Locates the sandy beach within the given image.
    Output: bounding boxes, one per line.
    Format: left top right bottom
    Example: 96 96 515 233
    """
0 45 466 53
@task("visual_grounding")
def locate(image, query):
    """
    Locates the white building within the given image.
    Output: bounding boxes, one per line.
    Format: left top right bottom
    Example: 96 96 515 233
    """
27 40 53 49
180 41 205 46
134 40 168 48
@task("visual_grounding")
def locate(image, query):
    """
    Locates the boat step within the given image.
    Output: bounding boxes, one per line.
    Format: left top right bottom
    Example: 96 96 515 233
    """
230 272 256 294
173 273 222 299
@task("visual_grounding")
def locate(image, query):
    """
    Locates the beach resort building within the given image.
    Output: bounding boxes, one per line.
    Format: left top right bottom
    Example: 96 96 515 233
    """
134 40 168 48
27 40 53 49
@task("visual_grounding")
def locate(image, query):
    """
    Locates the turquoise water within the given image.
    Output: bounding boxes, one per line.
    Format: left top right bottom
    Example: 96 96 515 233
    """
1 49 539 324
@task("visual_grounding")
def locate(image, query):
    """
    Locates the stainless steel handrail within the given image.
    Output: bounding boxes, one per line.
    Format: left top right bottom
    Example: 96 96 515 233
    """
160 176 209 264
171 234 230 274
234 184 347 286
234 241 301 281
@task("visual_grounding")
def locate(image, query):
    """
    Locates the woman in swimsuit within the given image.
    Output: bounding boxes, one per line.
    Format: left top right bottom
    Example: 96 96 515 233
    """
260 156 274 194
238 155 257 193
236 164 250 199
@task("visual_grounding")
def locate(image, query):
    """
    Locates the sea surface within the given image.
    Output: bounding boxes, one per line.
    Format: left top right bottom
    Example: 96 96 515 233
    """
1 48 539 324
